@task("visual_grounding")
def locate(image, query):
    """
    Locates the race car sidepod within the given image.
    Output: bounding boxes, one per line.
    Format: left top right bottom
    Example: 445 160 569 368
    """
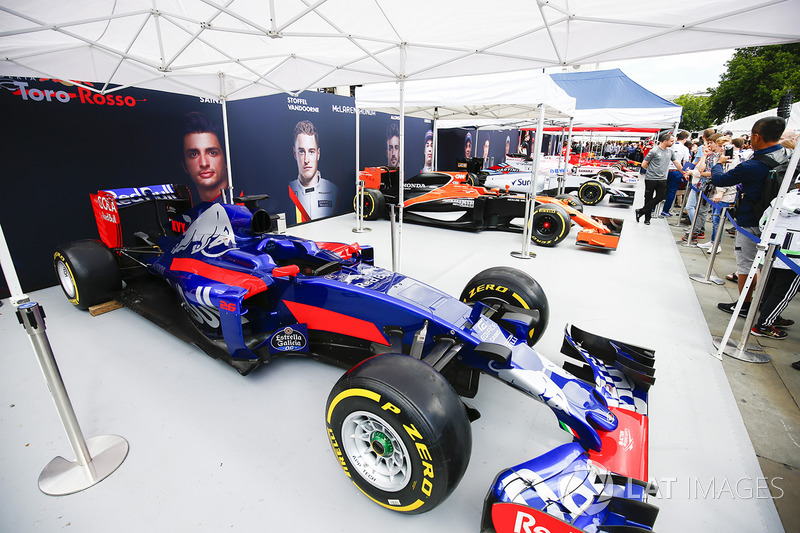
481 324 657 533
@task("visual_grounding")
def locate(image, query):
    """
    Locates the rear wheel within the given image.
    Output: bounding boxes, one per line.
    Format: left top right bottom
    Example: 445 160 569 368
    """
54 240 121 310
530 203 571 247
555 194 584 213
354 188 386 220
325 354 471 514
459 266 549 345
578 180 606 206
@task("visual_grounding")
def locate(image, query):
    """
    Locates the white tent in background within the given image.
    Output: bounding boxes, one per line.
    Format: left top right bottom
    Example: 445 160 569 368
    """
717 102 800 136
356 70 577 264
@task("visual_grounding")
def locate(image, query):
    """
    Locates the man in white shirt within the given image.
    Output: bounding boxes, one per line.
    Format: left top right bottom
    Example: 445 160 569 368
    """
288 120 338 223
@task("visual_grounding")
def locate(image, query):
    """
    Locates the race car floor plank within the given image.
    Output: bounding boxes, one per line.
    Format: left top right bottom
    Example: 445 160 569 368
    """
0 187 788 533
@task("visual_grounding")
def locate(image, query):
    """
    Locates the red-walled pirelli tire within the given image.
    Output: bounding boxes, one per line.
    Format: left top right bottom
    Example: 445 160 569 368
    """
459 266 549 346
53 240 121 310
578 179 606 206
325 354 472 514
529 203 571 247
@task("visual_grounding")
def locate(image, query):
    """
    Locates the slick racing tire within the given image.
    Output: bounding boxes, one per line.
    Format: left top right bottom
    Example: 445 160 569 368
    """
596 169 615 184
326 354 471 514
54 240 122 310
578 179 606 206
530 203 571 247
555 194 584 213
354 188 386 220
459 266 549 345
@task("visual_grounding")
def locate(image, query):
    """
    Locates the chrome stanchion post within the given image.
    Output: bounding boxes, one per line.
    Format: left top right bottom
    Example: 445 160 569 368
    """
671 180 691 227
16 302 128 495
352 179 371 233
679 186 702 246
689 206 726 285
723 243 775 363
389 204 397 272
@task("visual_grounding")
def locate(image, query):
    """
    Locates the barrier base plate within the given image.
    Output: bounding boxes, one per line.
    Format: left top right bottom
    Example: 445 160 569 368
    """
39 434 129 496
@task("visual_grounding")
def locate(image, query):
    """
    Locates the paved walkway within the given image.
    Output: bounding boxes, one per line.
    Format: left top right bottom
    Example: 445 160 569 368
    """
667 210 800 532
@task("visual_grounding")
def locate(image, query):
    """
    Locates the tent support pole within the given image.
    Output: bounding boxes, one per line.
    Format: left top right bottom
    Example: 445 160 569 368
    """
433 107 439 170
393 44 407 273
0 222 28 306
219 74 234 198
559 117 574 195
353 105 370 233
512 105 545 260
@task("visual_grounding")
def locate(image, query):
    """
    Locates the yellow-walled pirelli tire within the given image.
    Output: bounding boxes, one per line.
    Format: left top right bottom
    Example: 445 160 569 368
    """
578 179 606 205
325 354 471 514
53 240 122 310
554 193 583 213
530 203 571 247
597 169 615 184
353 188 386 220
459 266 549 346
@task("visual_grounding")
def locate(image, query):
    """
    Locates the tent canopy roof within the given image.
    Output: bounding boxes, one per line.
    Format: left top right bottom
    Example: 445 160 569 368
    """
355 70 577 123
1 1 799 101
549 69 682 128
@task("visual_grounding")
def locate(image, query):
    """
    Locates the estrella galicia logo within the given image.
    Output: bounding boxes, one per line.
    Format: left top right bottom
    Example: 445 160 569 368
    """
270 325 308 353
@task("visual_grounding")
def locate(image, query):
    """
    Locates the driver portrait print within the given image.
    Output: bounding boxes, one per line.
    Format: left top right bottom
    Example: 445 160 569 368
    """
181 111 229 203
288 119 339 223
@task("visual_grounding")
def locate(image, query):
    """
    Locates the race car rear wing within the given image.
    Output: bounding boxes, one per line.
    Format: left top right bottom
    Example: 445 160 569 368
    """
90 184 192 248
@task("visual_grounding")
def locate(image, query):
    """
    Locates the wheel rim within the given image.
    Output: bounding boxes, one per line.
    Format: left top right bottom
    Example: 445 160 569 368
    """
341 410 412 492
535 214 559 236
56 260 76 299
582 186 600 202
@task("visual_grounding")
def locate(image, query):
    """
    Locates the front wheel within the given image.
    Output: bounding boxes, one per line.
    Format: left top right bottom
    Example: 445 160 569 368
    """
578 179 606 206
530 203 571 247
459 266 549 345
54 240 122 310
325 354 471 514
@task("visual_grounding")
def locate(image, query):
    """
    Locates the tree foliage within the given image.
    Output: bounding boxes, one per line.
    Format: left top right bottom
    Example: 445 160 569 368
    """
674 94 710 132
707 44 800 124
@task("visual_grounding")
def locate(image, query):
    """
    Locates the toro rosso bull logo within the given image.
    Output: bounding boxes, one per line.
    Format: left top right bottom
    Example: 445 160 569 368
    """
172 204 236 258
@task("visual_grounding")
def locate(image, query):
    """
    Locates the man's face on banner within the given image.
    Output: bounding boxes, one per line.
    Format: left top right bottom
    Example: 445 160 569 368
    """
387 134 400 166
465 139 472 159
183 132 228 200
483 140 490 159
294 133 320 184
424 138 433 167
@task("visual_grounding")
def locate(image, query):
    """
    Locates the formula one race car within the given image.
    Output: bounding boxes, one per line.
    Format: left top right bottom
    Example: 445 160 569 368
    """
54 185 658 532
357 167 624 250
484 157 636 207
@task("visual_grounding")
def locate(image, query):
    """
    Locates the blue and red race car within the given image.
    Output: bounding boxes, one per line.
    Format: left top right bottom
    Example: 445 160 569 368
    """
53 184 658 532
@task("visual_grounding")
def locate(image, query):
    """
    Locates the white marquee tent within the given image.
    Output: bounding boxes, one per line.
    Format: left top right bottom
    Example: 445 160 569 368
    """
717 101 800 136
2 0 800 102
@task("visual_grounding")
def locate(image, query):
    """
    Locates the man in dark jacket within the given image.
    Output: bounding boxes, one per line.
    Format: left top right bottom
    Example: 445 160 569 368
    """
711 116 788 315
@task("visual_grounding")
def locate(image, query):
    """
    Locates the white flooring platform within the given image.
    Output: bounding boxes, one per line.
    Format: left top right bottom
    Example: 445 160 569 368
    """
0 190 784 532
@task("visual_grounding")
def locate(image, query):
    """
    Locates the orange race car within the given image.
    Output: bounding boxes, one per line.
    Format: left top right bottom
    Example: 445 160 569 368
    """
356 167 623 250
